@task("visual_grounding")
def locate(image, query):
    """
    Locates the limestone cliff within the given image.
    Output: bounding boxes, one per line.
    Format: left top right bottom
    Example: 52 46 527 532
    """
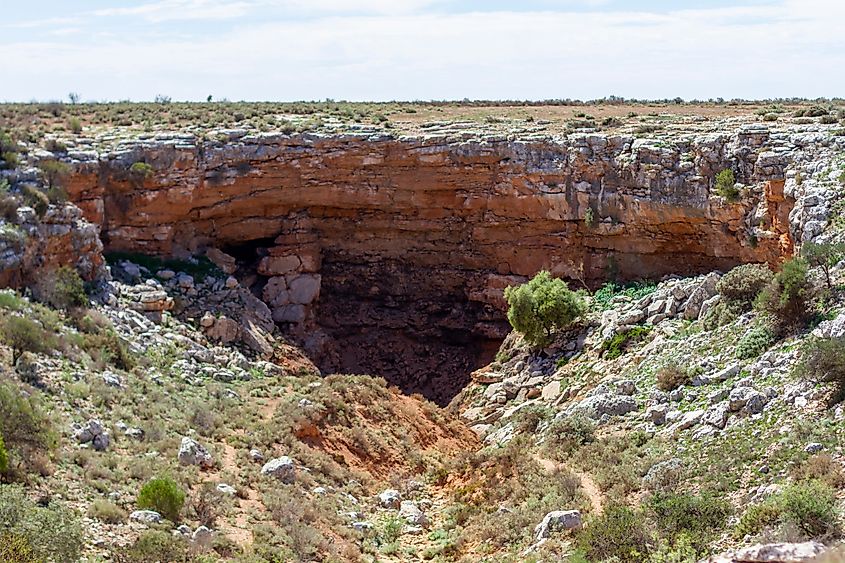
61 125 816 402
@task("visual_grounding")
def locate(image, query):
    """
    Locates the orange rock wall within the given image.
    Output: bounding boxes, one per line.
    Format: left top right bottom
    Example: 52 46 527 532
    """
64 131 794 402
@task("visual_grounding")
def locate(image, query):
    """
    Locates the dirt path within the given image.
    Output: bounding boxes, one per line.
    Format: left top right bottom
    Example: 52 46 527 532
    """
533 454 603 515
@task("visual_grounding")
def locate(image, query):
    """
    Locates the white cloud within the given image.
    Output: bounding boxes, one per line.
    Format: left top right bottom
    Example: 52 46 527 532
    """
2 0 843 101
93 0 256 22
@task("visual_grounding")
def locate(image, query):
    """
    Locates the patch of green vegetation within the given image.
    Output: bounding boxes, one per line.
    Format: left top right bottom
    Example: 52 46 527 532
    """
0 485 83 562
105 251 222 282
733 480 838 539
504 271 587 347
715 168 740 201
591 281 657 311
601 326 652 360
736 324 776 360
137 476 185 522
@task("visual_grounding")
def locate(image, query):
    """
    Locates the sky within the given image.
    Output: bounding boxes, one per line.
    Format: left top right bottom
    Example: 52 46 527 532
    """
1 0 843 102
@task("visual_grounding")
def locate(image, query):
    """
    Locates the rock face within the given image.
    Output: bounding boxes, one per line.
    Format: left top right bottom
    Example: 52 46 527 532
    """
0 203 106 290
64 127 799 403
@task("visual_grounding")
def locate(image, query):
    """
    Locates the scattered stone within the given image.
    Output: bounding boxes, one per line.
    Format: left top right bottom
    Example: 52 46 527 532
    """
534 510 582 540
130 510 162 524
261 456 296 483
378 489 402 509
178 436 213 468
399 501 429 527
804 442 824 454
216 483 237 496
249 448 264 462
192 525 213 547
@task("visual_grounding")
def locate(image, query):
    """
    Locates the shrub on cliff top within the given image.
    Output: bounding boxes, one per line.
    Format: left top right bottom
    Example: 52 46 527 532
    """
715 169 740 201
504 271 586 346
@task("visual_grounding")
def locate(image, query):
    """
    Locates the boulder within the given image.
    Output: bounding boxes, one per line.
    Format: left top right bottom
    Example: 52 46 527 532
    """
206 248 237 274
288 274 321 305
703 541 827 562
261 456 295 483
534 510 582 540
377 489 402 509
399 500 429 527
178 437 213 468
129 510 162 524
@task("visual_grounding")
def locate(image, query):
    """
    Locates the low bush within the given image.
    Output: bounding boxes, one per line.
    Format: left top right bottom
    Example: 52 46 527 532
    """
0 315 53 364
137 477 185 522
592 281 657 311
0 381 56 477
647 492 731 552
792 454 845 489
87 499 127 524
0 435 8 476
81 329 136 371
601 326 652 360
754 258 814 335
0 532 38 563
21 186 49 217
122 530 189 563
35 266 87 310
0 485 83 562
736 324 776 360
36 159 71 190
717 263 773 308
734 480 838 540
576 504 653 562
544 414 596 460
504 271 587 346
655 364 690 392
794 335 845 405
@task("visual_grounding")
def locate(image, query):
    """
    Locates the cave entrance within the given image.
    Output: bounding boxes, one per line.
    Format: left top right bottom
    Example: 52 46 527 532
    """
222 241 508 406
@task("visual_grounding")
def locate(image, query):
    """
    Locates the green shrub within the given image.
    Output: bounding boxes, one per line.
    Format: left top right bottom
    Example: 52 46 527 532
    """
36 159 71 189
544 414 596 460
87 499 127 524
736 324 776 359
0 131 19 170
0 485 83 562
801 241 845 290
795 335 845 405
21 186 49 217
715 169 740 201
36 266 87 310
81 329 136 371
137 477 185 522
584 207 596 228
0 381 56 477
504 271 586 346
124 530 189 563
0 315 53 364
648 492 731 551
734 480 838 540
129 162 154 186
754 258 814 335
717 263 773 308
67 117 82 134
577 504 653 562
592 281 657 311
0 532 38 563
601 326 652 360
655 364 690 392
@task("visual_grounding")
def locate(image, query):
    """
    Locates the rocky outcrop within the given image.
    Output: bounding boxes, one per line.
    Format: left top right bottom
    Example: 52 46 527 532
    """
0 202 106 289
61 125 818 402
